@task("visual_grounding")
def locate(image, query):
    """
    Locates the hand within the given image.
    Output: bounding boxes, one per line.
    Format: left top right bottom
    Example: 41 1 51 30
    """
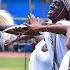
5 39 13 46
26 16 44 31
27 13 44 25
27 14 52 31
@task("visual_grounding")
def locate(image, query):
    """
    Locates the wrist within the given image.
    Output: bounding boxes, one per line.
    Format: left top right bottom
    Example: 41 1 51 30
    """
40 26 47 32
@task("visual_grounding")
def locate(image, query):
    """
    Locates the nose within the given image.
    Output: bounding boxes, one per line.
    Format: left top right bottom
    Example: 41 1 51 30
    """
48 10 53 14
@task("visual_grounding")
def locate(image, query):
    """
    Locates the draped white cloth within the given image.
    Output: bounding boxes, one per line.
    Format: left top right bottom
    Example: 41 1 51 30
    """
29 39 53 70
43 20 70 69
59 50 70 70
29 20 70 70
43 32 59 70
56 20 70 65
43 32 54 65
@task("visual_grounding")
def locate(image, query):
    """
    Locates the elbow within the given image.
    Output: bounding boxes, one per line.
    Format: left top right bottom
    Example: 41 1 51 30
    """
66 38 70 50
66 44 70 50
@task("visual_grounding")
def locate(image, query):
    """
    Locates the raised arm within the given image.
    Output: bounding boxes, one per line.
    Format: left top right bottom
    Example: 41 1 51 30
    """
29 24 68 34
26 17 70 49
25 17 68 34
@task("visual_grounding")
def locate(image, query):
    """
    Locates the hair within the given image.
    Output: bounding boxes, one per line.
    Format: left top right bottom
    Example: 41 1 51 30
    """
61 0 70 20
62 0 70 11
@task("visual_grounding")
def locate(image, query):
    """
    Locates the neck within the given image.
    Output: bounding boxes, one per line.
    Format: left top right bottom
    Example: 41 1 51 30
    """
52 12 69 23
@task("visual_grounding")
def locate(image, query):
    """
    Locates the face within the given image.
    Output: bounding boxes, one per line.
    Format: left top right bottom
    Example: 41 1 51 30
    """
48 0 66 22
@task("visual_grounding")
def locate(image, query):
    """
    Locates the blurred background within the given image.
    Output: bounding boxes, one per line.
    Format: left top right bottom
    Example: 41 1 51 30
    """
2 0 51 24
0 0 52 70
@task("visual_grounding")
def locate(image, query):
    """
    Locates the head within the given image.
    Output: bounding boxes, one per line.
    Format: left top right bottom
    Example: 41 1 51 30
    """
0 10 14 26
0 10 15 42
48 0 70 23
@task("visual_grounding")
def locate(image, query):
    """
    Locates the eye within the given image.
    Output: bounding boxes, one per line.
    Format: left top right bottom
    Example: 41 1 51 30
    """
50 3 55 8
54 1 60 6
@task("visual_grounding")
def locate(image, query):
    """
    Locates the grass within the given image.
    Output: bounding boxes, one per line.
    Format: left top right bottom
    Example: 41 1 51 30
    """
0 58 29 70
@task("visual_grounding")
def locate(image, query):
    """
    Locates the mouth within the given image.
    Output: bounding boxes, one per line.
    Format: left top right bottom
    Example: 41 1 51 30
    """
48 10 54 18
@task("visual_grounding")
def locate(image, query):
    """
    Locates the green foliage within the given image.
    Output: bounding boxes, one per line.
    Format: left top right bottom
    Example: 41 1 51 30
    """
0 58 29 70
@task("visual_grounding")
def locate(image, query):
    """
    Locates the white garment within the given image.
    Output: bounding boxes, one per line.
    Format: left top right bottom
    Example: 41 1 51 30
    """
29 40 53 70
29 20 70 70
59 50 70 70
43 32 54 65
56 20 70 65
43 20 70 68
56 20 70 25
43 32 59 70
56 34 67 65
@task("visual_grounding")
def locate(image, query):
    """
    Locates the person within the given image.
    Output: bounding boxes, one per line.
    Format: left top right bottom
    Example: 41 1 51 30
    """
4 0 70 69
0 9 16 51
0 10 15 30
24 0 70 69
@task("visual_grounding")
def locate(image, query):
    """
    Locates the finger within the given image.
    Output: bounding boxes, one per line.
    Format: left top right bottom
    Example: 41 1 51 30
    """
28 15 33 24
26 15 32 24
29 13 38 23
28 14 38 24
37 17 41 22
28 14 33 20
30 13 35 19
37 17 40 20
24 24 31 29
28 17 31 24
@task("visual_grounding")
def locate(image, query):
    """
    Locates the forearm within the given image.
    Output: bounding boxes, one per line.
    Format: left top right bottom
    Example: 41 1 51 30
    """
38 24 68 34
5 35 34 46
10 35 34 44
17 35 34 41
